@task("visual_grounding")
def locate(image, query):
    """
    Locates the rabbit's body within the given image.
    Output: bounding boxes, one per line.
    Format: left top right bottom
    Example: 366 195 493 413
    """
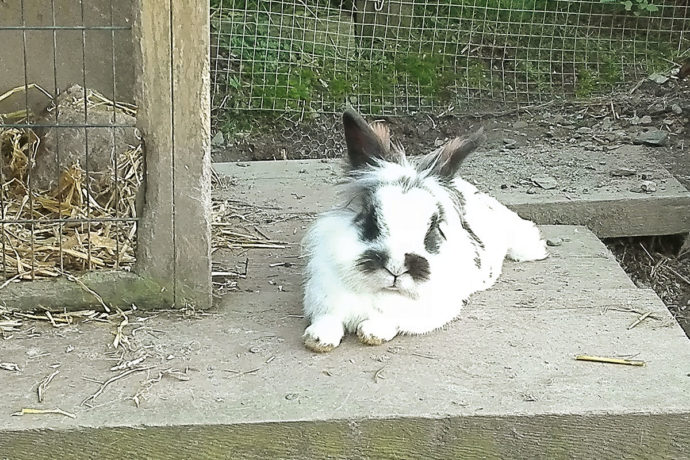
302 110 547 352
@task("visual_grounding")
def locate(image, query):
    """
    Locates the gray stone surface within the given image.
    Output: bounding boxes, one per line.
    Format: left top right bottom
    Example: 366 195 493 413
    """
213 145 690 237
1 224 689 457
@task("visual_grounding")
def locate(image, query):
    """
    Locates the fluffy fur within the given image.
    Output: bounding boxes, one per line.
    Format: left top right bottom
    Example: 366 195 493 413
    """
302 109 548 352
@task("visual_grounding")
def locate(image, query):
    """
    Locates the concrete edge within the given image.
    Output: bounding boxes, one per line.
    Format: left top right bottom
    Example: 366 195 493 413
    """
2 413 689 459
512 196 690 238
0 271 168 311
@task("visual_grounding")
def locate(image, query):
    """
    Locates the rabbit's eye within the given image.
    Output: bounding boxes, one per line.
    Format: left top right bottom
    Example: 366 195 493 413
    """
425 214 444 254
355 206 380 241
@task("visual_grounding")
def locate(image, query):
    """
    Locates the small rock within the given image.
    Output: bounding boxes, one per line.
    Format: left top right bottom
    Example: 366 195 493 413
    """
611 167 636 177
639 115 653 125
648 103 666 115
513 120 529 129
500 184 509 189
503 138 518 149
576 126 593 134
648 73 669 84
601 117 613 130
531 174 558 190
546 237 563 247
640 181 657 193
633 130 668 147
211 131 225 147
671 104 683 115
526 188 537 195
630 181 657 193
639 172 654 180
631 116 641 125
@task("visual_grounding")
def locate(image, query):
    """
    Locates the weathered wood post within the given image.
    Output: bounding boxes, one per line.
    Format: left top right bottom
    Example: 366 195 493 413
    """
134 0 212 308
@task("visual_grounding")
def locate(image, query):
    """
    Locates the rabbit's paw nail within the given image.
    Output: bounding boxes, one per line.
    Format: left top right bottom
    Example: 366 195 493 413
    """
356 319 396 346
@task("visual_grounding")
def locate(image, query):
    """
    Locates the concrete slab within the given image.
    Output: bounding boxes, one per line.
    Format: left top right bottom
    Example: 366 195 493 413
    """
213 144 690 237
2 225 689 457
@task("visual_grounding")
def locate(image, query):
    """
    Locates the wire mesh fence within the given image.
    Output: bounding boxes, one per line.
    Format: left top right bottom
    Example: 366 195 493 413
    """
211 0 689 129
0 0 140 283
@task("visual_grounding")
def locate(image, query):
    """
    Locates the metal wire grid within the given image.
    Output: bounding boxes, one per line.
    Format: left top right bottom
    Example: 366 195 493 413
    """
211 0 689 119
0 0 138 281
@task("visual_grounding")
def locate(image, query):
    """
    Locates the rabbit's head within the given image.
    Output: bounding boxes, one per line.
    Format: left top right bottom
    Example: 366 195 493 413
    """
339 109 485 298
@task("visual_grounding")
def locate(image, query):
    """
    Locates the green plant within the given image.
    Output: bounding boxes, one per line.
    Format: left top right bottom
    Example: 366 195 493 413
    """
600 0 659 14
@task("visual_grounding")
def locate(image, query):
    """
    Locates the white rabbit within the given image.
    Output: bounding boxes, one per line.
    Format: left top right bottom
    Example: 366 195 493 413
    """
301 109 548 352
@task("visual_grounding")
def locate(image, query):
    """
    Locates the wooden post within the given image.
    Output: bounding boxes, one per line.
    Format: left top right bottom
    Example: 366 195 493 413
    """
133 0 211 308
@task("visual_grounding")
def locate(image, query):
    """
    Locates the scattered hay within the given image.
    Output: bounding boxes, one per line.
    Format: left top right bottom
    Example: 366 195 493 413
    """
1 84 143 280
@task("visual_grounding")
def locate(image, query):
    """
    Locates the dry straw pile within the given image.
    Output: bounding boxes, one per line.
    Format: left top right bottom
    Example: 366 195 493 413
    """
0 85 143 281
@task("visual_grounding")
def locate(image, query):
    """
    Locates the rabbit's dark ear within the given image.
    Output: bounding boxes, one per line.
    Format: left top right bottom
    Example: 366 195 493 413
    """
343 109 388 169
419 128 485 178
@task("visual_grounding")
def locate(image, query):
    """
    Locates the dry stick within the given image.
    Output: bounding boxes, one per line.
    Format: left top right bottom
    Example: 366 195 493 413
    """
664 266 690 286
575 355 645 366
112 310 129 349
12 408 75 419
374 366 386 383
253 226 270 240
110 355 146 372
81 367 148 406
627 311 653 330
62 271 110 313
639 242 655 263
0 273 21 290
37 369 60 403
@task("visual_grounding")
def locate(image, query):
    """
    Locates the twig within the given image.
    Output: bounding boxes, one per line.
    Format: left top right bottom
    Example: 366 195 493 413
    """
1 362 20 371
627 311 653 330
664 266 690 286
575 355 645 366
62 272 110 313
0 274 21 290
37 370 60 403
81 367 148 406
254 226 270 240
410 351 438 360
130 368 190 408
110 356 146 371
113 310 129 349
44 311 58 328
12 408 75 419
638 242 655 263
374 366 386 383
224 367 261 376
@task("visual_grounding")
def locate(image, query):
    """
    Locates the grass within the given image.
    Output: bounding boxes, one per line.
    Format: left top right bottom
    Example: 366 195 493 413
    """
210 0 687 135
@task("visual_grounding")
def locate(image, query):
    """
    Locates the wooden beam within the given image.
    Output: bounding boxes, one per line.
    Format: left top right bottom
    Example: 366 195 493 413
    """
133 0 211 308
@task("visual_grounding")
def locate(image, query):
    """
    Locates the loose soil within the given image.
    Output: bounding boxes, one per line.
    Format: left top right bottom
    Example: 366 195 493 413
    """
213 76 690 337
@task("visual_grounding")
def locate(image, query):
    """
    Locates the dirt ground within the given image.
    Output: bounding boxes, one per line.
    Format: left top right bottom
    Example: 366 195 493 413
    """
213 76 690 337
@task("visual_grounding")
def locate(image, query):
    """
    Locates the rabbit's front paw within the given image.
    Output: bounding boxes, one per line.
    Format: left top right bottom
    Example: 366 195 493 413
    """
356 318 398 346
303 316 344 353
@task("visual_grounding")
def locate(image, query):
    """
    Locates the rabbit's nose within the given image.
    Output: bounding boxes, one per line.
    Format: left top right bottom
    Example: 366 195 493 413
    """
384 264 406 278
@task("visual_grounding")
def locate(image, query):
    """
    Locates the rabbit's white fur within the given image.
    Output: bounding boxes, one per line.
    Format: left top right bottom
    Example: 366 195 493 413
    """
302 111 547 352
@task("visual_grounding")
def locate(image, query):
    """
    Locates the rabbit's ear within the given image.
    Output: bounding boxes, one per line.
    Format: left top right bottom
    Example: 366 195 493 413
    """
343 109 388 169
418 128 485 178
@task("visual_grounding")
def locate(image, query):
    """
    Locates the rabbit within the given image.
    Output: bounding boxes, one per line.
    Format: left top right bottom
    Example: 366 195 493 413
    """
301 109 548 352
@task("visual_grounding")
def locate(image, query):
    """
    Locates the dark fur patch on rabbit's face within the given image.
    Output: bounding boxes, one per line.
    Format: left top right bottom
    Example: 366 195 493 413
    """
354 193 383 241
351 181 445 295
